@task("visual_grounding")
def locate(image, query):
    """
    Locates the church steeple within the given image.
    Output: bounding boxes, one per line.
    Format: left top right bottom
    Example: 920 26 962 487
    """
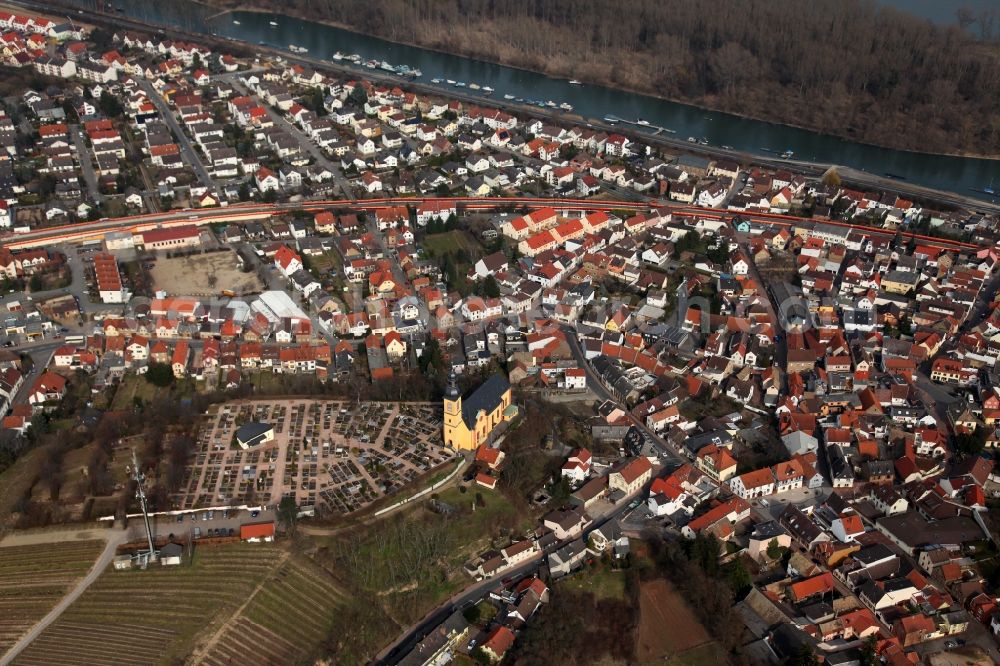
445 371 460 400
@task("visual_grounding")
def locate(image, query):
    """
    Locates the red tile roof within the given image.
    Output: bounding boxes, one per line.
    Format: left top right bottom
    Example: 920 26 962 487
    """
240 522 275 540
789 572 835 602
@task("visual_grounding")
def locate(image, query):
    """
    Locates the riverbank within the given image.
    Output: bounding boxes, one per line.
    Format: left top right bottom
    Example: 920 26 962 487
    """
0 0 93 28
203 2 1000 161
13 0 999 207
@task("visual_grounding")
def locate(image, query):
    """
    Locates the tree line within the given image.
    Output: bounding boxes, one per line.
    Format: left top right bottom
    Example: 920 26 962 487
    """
218 0 1000 155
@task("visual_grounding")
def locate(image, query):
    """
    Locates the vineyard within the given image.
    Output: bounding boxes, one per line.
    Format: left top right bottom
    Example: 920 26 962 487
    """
197 555 345 665
0 540 104 655
11 543 340 665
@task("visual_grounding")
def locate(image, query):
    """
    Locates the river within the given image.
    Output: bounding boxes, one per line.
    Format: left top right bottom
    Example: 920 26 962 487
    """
74 0 1000 201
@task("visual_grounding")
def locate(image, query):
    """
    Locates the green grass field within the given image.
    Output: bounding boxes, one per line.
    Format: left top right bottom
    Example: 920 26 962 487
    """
0 540 105 654
562 562 628 601
109 375 168 411
420 230 480 257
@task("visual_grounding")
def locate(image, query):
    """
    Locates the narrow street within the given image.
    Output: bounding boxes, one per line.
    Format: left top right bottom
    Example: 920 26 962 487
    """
219 74 356 201
561 325 684 466
739 234 788 372
375 478 654 665
138 79 215 188
69 124 103 204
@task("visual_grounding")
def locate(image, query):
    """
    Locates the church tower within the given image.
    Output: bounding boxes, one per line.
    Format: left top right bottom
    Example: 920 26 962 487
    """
443 371 463 448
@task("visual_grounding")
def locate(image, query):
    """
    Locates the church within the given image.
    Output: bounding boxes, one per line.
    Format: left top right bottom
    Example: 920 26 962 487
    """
443 372 516 450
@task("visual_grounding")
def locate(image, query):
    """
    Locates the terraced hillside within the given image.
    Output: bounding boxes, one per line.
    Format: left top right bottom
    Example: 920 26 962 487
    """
0 540 105 655
195 556 345 666
11 543 339 666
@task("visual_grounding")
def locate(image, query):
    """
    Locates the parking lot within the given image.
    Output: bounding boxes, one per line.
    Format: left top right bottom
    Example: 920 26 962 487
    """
176 399 455 515
145 506 277 542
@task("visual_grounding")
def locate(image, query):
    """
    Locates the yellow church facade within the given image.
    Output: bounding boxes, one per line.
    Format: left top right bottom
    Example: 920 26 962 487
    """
443 373 515 450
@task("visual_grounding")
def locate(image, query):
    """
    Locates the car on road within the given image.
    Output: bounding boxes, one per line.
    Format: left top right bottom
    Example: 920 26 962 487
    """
250 510 260 518
945 640 957 649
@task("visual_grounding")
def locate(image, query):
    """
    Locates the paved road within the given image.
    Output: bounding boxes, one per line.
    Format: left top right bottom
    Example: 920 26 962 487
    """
69 124 103 204
375 482 650 665
561 325 684 466
740 237 788 373
138 79 215 189
222 75 355 201
0 528 129 666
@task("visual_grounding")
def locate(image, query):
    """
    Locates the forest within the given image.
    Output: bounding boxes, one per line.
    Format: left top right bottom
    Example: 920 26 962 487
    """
207 0 1000 155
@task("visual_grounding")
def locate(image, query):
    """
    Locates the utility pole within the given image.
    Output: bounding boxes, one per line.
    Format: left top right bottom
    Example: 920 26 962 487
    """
130 449 157 564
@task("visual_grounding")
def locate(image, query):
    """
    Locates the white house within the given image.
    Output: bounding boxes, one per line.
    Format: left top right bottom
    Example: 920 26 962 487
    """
729 469 775 500
561 448 592 484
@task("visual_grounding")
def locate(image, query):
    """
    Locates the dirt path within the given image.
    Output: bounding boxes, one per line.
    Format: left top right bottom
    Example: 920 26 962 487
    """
0 527 114 548
189 550 291 664
0 528 129 666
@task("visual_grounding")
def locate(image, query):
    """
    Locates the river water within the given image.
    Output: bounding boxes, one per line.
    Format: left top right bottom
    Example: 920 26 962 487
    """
79 0 1000 200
